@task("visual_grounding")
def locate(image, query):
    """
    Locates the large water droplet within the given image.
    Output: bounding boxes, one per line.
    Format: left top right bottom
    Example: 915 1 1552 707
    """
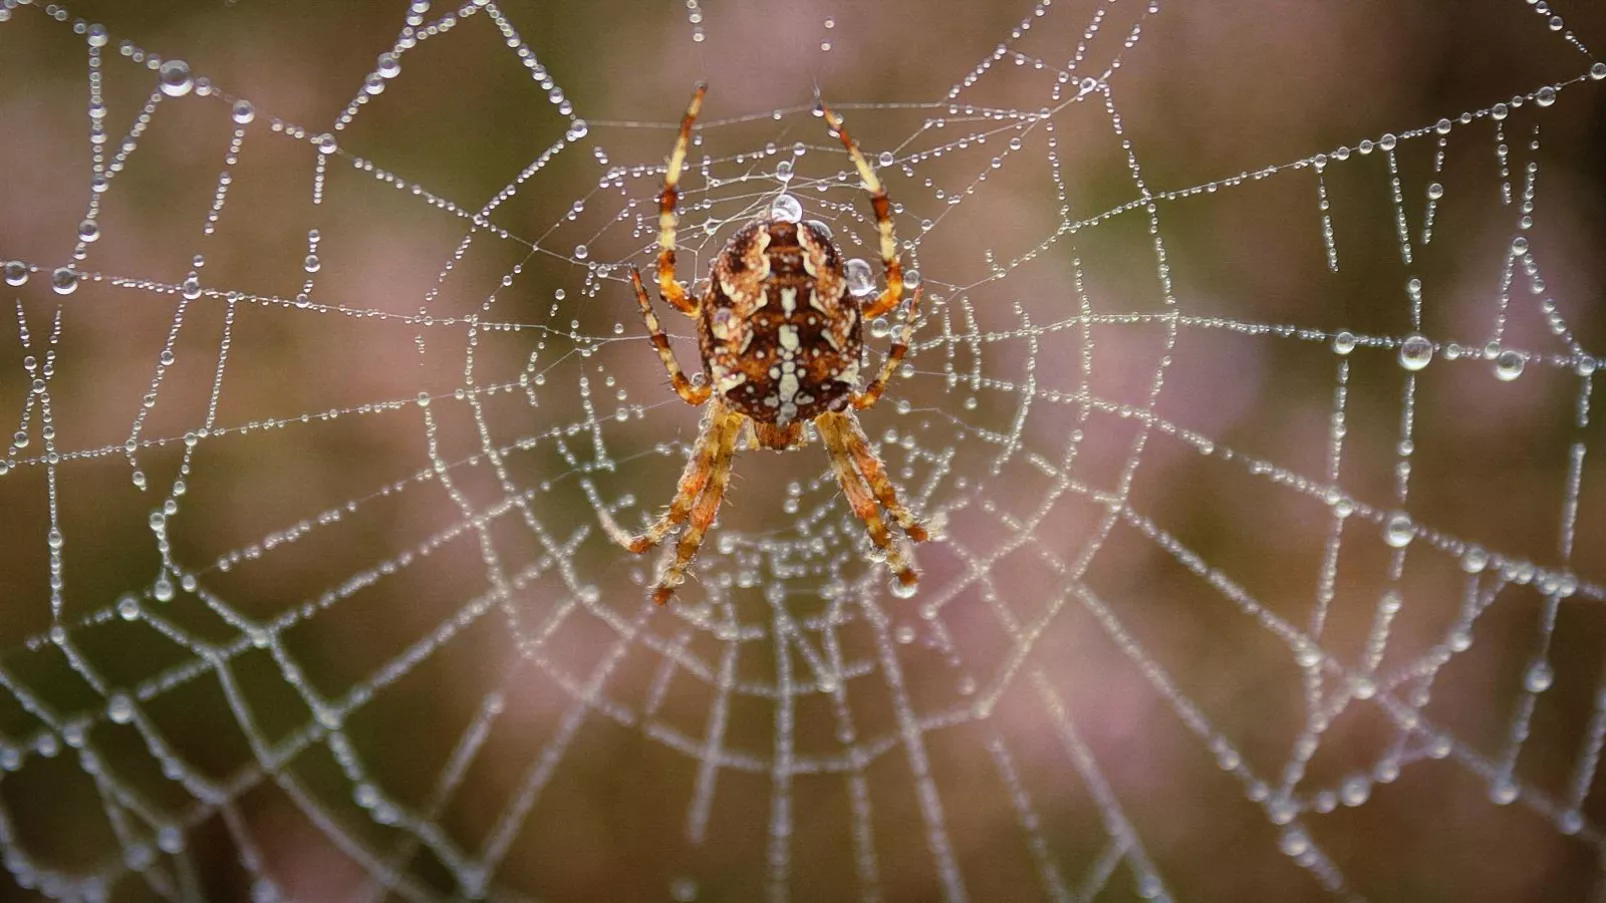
769 193 802 223
231 99 255 124
1493 349 1525 381
86 23 109 47
1383 511 1414 547
51 267 79 295
566 119 588 141
3 261 27 286
1534 86 1556 107
377 51 401 78
845 258 874 297
1398 334 1433 370
77 219 100 243
158 60 193 97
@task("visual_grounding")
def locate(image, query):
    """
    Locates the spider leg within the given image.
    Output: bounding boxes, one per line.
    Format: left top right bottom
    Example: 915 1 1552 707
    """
817 411 919 588
631 267 711 405
619 403 727 555
829 410 928 543
652 405 743 604
657 83 707 317
852 286 921 412
817 99 904 322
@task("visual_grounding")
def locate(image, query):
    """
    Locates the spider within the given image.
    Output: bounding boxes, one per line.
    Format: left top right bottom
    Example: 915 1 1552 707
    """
611 83 928 605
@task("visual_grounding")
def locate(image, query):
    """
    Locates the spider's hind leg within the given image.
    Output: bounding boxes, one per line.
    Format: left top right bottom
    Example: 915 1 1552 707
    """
613 402 728 556
817 411 921 587
651 406 744 604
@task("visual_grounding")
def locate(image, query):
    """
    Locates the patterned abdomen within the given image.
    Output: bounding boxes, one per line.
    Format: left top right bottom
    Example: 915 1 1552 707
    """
699 220 863 432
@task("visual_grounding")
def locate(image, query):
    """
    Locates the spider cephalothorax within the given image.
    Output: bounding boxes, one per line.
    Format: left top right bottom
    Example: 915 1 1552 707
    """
610 84 927 604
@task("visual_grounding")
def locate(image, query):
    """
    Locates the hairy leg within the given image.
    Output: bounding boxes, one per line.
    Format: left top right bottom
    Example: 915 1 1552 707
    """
618 403 727 555
631 267 710 405
852 286 921 411
652 406 742 603
817 99 904 321
834 410 928 542
817 412 919 587
657 83 707 316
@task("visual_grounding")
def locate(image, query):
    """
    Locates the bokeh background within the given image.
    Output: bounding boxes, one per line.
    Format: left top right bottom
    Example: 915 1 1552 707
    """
1 0 1605 900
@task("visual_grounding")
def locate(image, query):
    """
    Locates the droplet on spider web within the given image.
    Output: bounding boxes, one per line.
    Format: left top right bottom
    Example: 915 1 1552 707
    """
51 267 79 295
769 193 802 223
1397 334 1433 370
158 59 193 97
845 258 874 297
1493 349 1525 381
231 99 255 124
3 261 27 286
776 159 794 183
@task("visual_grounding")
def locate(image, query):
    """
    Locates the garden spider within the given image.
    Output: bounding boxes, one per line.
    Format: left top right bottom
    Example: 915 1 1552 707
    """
613 84 927 604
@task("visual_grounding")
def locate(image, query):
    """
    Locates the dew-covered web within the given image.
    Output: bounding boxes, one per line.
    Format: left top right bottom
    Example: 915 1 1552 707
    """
2 0 1606 900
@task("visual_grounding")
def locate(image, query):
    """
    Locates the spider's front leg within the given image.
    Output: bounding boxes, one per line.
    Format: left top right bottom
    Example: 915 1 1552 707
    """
818 100 904 322
614 400 730 556
630 267 710 406
656 83 707 317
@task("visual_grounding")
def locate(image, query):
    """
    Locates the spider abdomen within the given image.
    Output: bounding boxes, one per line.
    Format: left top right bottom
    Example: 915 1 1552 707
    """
699 219 863 437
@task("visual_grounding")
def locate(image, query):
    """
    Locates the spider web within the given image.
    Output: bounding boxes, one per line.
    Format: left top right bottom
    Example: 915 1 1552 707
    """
1 0 1604 899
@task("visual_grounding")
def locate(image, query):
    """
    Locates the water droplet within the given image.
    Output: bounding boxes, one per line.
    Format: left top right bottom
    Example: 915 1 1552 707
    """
3 261 27 286
1491 102 1509 121
181 276 202 300
1592 62 1606 81
1493 349 1525 381
1426 182 1444 200
565 119 589 141
905 269 921 289
231 99 255 124
1523 659 1554 693
158 59 193 97
776 159 794 183
845 258 874 297
1382 511 1414 548
377 51 401 78
1434 118 1453 135
1340 775 1371 806
1278 827 1310 857
303 254 320 273
1535 86 1556 107
806 219 833 241
1397 334 1433 370
1489 776 1519 805
573 244 588 260
51 267 79 295
77 219 100 242
86 23 109 47
769 193 802 223
314 133 337 154
107 694 134 724
1331 331 1356 355
46 528 63 550
117 595 140 620
889 578 918 599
